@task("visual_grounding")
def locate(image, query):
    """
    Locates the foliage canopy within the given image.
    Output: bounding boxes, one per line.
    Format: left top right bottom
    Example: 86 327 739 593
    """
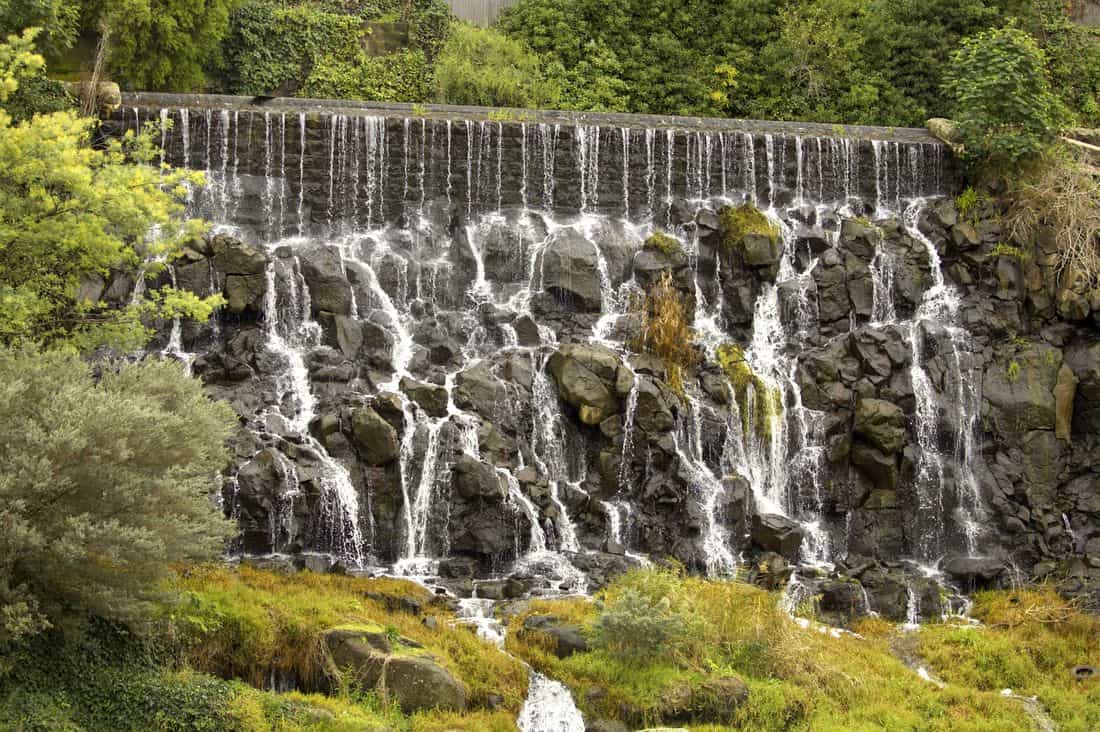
0 349 236 645
0 31 220 351
945 25 1067 170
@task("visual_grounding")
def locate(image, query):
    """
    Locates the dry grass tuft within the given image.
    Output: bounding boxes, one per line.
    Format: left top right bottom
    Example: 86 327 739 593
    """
630 270 699 393
1005 145 1100 285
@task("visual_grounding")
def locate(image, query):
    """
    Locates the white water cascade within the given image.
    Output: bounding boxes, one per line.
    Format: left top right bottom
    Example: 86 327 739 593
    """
123 101 968 601
903 201 986 561
261 257 364 564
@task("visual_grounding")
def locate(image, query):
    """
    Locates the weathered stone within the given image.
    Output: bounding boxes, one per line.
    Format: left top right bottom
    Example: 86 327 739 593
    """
539 228 603 311
401 377 449 418
854 398 906 453
298 246 353 316
382 655 467 712
225 273 267 313
1055 363 1078 440
751 513 804 559
983 345 1061 436
942 556 1006 589
349 407 399 465
522 614 589 658
548 344 620 425
851 442 898 491
452 454 506 500
211 235 268 276
741 232 783 267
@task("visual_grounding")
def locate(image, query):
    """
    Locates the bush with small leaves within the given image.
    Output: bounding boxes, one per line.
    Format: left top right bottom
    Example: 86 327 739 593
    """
944 26 1066 171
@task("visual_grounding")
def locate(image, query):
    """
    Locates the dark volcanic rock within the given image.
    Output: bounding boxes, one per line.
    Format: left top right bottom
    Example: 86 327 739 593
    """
751 514 804 559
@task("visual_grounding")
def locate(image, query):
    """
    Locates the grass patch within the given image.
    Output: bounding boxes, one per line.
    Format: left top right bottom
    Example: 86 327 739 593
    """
919 588 1100 732
630 270 698 395
720 203 780 250
507 567 1046 730
171 565 529 711
645 230 683 256
991 242 1030 261
0 619 409 732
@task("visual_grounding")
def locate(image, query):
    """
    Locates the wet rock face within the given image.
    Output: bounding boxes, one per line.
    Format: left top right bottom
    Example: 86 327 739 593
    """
120 100 1100 609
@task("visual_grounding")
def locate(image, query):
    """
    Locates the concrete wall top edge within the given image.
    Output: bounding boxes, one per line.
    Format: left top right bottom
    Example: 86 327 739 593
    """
118 92 944 145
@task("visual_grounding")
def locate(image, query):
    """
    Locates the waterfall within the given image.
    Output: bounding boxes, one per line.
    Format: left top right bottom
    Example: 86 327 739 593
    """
453 599 585 732
676 392 737 575
123 100 968 592
261 258 364 564
903 202 986 560
518 673 586 732
531 356 583 553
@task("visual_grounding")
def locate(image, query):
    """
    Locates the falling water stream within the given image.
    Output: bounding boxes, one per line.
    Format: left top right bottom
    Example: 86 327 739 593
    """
123 102 978 724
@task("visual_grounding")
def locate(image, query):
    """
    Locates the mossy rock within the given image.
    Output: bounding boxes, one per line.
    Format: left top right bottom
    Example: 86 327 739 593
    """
645 231 682 256
719 204 781 266
716 343 783 438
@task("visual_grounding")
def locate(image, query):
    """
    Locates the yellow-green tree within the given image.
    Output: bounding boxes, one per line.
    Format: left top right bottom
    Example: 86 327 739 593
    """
0 348 236 644
0 29 221 351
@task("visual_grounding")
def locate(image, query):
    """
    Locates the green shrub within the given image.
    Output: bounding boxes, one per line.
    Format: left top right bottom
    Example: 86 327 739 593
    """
591 568 702 663
215 0 453 97
592 588 691 661
1 70 75 122
432 23 560 108
944 25 1066 170
303 48 430 102
0 350 236 644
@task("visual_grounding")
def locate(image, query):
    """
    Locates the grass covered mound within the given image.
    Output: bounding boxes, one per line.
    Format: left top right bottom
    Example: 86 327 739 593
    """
173 565 528 711
0 565 524 732
506 567 1098 731
917 589 1100 732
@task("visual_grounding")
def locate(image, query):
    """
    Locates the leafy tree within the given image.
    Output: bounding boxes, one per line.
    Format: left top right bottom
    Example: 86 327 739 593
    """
1012 0 1100 126
0 348 236 644
944 25 1066 170
433 23 560 108
93 0 236 91
0 0 80 57
0 31 220 351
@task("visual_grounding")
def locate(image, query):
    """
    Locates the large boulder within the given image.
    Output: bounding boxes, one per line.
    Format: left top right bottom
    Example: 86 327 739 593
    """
452 455 506 500
349 407 399 466
942 555 1006 589
851 442 899 491
211 234 268 277
539 228 603 311
383 656 467 712
401 377 449 418
321 629 467 712
633 376 676 433
1065 341 1100 433
983 344 1062 436
751 514 804 559
854 399 906 453
209 235 269 313
548 344 623 425
521 614 588 658
297 246 354 316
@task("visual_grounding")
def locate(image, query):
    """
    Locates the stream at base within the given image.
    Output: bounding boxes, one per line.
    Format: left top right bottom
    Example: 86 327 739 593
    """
455 599 585 732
